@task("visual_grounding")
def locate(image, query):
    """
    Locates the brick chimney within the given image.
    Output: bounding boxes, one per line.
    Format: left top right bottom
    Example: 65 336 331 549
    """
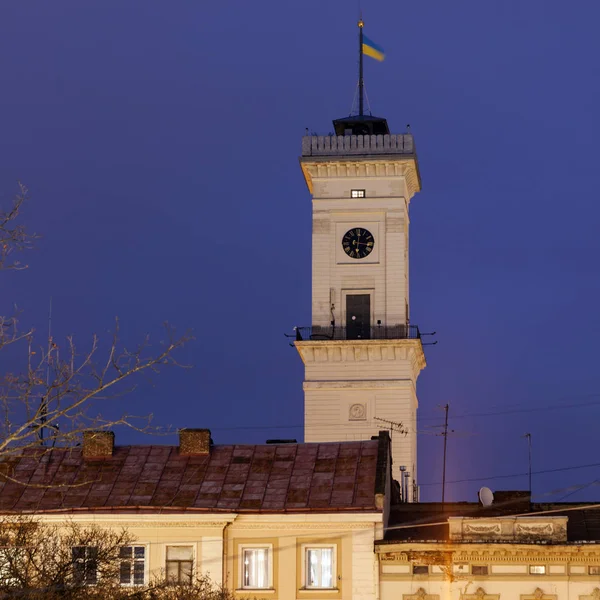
179 429 211 456
82 431 115 459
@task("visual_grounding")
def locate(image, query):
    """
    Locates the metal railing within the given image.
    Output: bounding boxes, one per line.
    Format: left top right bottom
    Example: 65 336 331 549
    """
294 324 420 342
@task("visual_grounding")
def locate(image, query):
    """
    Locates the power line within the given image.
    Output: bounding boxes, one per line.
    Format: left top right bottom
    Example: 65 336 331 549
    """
420 460 600 487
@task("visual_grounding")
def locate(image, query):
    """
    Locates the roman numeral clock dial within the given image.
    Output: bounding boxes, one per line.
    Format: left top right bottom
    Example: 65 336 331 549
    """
342 227 374 259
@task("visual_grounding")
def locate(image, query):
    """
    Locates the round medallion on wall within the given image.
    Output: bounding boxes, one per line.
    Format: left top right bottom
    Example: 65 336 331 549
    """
349 403 366 421
342 227 374 259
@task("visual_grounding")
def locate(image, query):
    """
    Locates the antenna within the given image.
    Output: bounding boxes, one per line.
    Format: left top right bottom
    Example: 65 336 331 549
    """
441 403 449 504
479 486 494 506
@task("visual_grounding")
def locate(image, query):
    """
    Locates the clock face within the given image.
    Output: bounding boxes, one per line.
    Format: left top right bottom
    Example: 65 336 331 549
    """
342 228 374 259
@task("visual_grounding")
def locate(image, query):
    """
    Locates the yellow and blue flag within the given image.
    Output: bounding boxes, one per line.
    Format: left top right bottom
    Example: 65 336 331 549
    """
362 35 385 61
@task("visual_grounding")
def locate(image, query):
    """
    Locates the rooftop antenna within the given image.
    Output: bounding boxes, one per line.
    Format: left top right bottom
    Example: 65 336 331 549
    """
441 403 449 504
479 486 494 506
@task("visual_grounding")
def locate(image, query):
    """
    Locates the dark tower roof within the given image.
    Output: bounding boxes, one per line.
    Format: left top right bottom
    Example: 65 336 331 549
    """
333 114 390 137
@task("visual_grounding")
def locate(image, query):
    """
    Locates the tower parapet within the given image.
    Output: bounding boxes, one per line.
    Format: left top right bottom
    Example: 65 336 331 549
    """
301 133 416 157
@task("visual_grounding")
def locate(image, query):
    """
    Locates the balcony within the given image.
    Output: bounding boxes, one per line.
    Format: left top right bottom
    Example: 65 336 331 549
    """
294 324 420 342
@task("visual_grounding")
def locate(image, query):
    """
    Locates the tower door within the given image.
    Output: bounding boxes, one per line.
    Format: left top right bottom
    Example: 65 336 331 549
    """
346 294 371 340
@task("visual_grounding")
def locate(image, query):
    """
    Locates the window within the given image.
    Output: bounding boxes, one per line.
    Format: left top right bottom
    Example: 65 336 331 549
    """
72 546 98 585
351 189 365 198
529 565 546 575
412 564 429 575
472 565 489 575
166 545 193 584
120 546 146 586
242 547 270 589
589 566 600 575
305 547 335 589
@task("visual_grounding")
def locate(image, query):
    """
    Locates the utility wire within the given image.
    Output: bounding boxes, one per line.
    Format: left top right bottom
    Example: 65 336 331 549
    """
420 460 600 487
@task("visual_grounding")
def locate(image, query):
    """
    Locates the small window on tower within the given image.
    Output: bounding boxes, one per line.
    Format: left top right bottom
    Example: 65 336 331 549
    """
351 189 366 198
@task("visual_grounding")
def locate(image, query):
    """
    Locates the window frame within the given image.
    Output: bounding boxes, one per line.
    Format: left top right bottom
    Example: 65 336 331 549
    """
165 544 195 585
302 544 337 590
351 189 366 198
471 565 489 576
119 544 148 587
529 564 546 575
72 545 98 586
412 564 429 575
238 543 273 590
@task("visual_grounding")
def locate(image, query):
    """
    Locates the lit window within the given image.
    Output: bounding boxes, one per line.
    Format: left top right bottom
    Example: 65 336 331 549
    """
306 547 335 589
351 189 366 198
166 545 193 584
589 566 600 575
530 565 546 574
472 565 488 575
412 564 428 575
120 546 146 586
72 546 98 585
242 547 270 589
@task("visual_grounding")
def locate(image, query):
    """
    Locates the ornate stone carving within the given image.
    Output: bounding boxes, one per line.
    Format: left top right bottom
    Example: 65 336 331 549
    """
534 589 545 600
349 403 366 421
516 523 553 535
464 523 501 535
403 588 438 600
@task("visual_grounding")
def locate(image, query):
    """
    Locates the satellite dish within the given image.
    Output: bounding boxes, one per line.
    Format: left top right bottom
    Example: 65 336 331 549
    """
479 486 494 506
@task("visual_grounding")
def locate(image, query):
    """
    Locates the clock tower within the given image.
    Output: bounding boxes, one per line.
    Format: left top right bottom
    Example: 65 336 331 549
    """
295 107 426 499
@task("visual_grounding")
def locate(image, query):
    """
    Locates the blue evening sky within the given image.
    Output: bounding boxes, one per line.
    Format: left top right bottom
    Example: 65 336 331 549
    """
2 1 600 502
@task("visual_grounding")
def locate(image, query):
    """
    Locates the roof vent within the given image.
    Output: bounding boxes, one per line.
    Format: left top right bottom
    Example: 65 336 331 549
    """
266 439 297 444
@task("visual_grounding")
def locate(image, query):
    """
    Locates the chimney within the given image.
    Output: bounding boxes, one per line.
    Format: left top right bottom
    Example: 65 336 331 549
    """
82 431 114 459
179 429 211 456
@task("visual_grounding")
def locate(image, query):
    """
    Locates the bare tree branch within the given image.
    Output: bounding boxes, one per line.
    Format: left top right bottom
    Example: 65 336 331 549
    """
0 185 191 480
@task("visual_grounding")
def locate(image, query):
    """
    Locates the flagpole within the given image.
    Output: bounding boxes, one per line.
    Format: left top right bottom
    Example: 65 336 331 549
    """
358 18 364 116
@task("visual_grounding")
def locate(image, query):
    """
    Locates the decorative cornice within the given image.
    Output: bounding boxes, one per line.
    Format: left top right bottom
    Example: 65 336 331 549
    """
231 521 374 531
300 158 420 199
378 547 600 564
303 380 414 391
295 339 426 377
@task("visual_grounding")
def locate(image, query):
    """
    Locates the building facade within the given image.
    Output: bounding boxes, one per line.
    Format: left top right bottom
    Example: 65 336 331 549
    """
377 498 600 600
0 429 393 599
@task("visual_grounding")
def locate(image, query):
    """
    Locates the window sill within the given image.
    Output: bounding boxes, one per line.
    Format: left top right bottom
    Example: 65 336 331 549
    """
236 588 276 594
300 588 340 593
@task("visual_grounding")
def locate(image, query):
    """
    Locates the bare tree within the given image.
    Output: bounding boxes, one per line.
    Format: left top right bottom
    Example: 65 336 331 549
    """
0 517 244 600
0 185 190 473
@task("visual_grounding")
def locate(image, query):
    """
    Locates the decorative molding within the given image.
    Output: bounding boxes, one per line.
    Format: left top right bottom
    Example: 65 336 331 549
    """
377 548 600 565
464 523 501 535
403 588 439 600
301 158 420 199
295 339 426 376
66 521 231 529
520 588 556 600
449 517 568 543
348 403 367 421
580 588 600 600
464 587 499 600
303 380 413 391
231 521 374 531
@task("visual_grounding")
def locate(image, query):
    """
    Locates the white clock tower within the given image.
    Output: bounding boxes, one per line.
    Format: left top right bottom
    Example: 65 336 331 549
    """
295 106 426 499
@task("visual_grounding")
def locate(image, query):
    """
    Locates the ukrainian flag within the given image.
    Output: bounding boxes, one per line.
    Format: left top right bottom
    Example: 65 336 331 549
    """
362 35 385 61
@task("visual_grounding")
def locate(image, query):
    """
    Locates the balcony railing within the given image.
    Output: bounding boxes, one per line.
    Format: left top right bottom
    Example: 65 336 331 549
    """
294 324 420 342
